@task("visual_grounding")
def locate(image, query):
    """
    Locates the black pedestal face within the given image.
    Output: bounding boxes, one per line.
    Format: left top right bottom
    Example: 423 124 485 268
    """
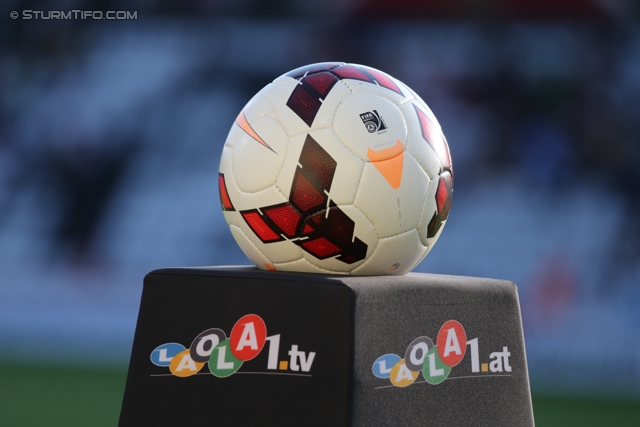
119 267 534 427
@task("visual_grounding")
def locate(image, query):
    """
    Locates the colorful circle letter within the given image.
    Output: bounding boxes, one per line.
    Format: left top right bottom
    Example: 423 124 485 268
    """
404 336 434 371
372 354 401 379
190 328 226 363
389 359 419 388
150 343 185 367
169 349 205 377
230 314 267 361
437 320 467 367
209 339 243 378
423 346 451 385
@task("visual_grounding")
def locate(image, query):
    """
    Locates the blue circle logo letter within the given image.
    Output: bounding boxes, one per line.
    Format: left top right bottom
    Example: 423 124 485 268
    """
151 343 186 367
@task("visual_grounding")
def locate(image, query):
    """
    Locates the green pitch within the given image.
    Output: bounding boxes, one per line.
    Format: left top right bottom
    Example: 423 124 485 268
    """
0 362 638 426
0 363 126 427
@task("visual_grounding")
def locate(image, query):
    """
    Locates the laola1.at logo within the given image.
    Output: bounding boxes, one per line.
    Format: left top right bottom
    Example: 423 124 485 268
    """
372 320 513 388
150 314 316 378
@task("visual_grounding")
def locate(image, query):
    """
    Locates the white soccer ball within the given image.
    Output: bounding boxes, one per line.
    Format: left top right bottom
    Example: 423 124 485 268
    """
218 62 453 275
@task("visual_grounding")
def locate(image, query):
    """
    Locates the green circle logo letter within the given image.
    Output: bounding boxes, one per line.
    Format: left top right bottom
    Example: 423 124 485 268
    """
422 346 451 385
209 339 243 378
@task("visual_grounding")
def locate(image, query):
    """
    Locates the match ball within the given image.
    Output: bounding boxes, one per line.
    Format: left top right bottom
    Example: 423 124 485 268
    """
218 62 453 275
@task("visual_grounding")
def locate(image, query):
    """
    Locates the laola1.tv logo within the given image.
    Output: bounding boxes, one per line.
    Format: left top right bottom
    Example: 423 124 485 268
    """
372 320 512 387
150 314 316 378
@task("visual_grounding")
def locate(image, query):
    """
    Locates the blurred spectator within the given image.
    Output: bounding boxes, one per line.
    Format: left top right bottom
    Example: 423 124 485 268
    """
44 134 136 264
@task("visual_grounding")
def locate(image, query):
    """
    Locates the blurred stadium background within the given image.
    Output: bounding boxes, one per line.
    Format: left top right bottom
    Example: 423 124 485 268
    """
1 0 640 425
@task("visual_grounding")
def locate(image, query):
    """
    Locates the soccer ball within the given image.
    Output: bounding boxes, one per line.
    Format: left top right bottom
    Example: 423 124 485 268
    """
218 62 453 275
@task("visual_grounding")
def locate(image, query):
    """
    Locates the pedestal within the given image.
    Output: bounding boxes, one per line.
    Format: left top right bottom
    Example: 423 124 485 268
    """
119 267 534 426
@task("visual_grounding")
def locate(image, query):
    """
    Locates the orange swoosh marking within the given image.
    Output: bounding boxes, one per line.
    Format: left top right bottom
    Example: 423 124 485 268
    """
236 111 276 153
367 140 404 189
367 139 404 162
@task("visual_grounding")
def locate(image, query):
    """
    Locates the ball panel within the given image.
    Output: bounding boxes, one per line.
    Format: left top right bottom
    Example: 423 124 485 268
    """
414 103 452 173
417 172 453 248
276 129 363 207
231 199 304 264
354 64 405 96
339 65 411 105
222 121 241 149
218 172 235 212
231 116 288 193
333 93 408 161
272 257 337 274
354 152 430 238
219 145 233 175
219 147 237 224
401 84 436 117
225 183 288 213
229 224 274 271
267 78 351 136
342 79 409 105
272 62 345 84
319 130 364 206
351 228 427 275
400 101 443 179
242 83 279 122
300 205 379 273
254 238 303 264
331 64 406 99
275 132 326 211
402 100 452 180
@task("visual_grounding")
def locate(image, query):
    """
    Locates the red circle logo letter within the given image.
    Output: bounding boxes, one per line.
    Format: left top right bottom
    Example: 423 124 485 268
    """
229 314 267 361
436 320 467 367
